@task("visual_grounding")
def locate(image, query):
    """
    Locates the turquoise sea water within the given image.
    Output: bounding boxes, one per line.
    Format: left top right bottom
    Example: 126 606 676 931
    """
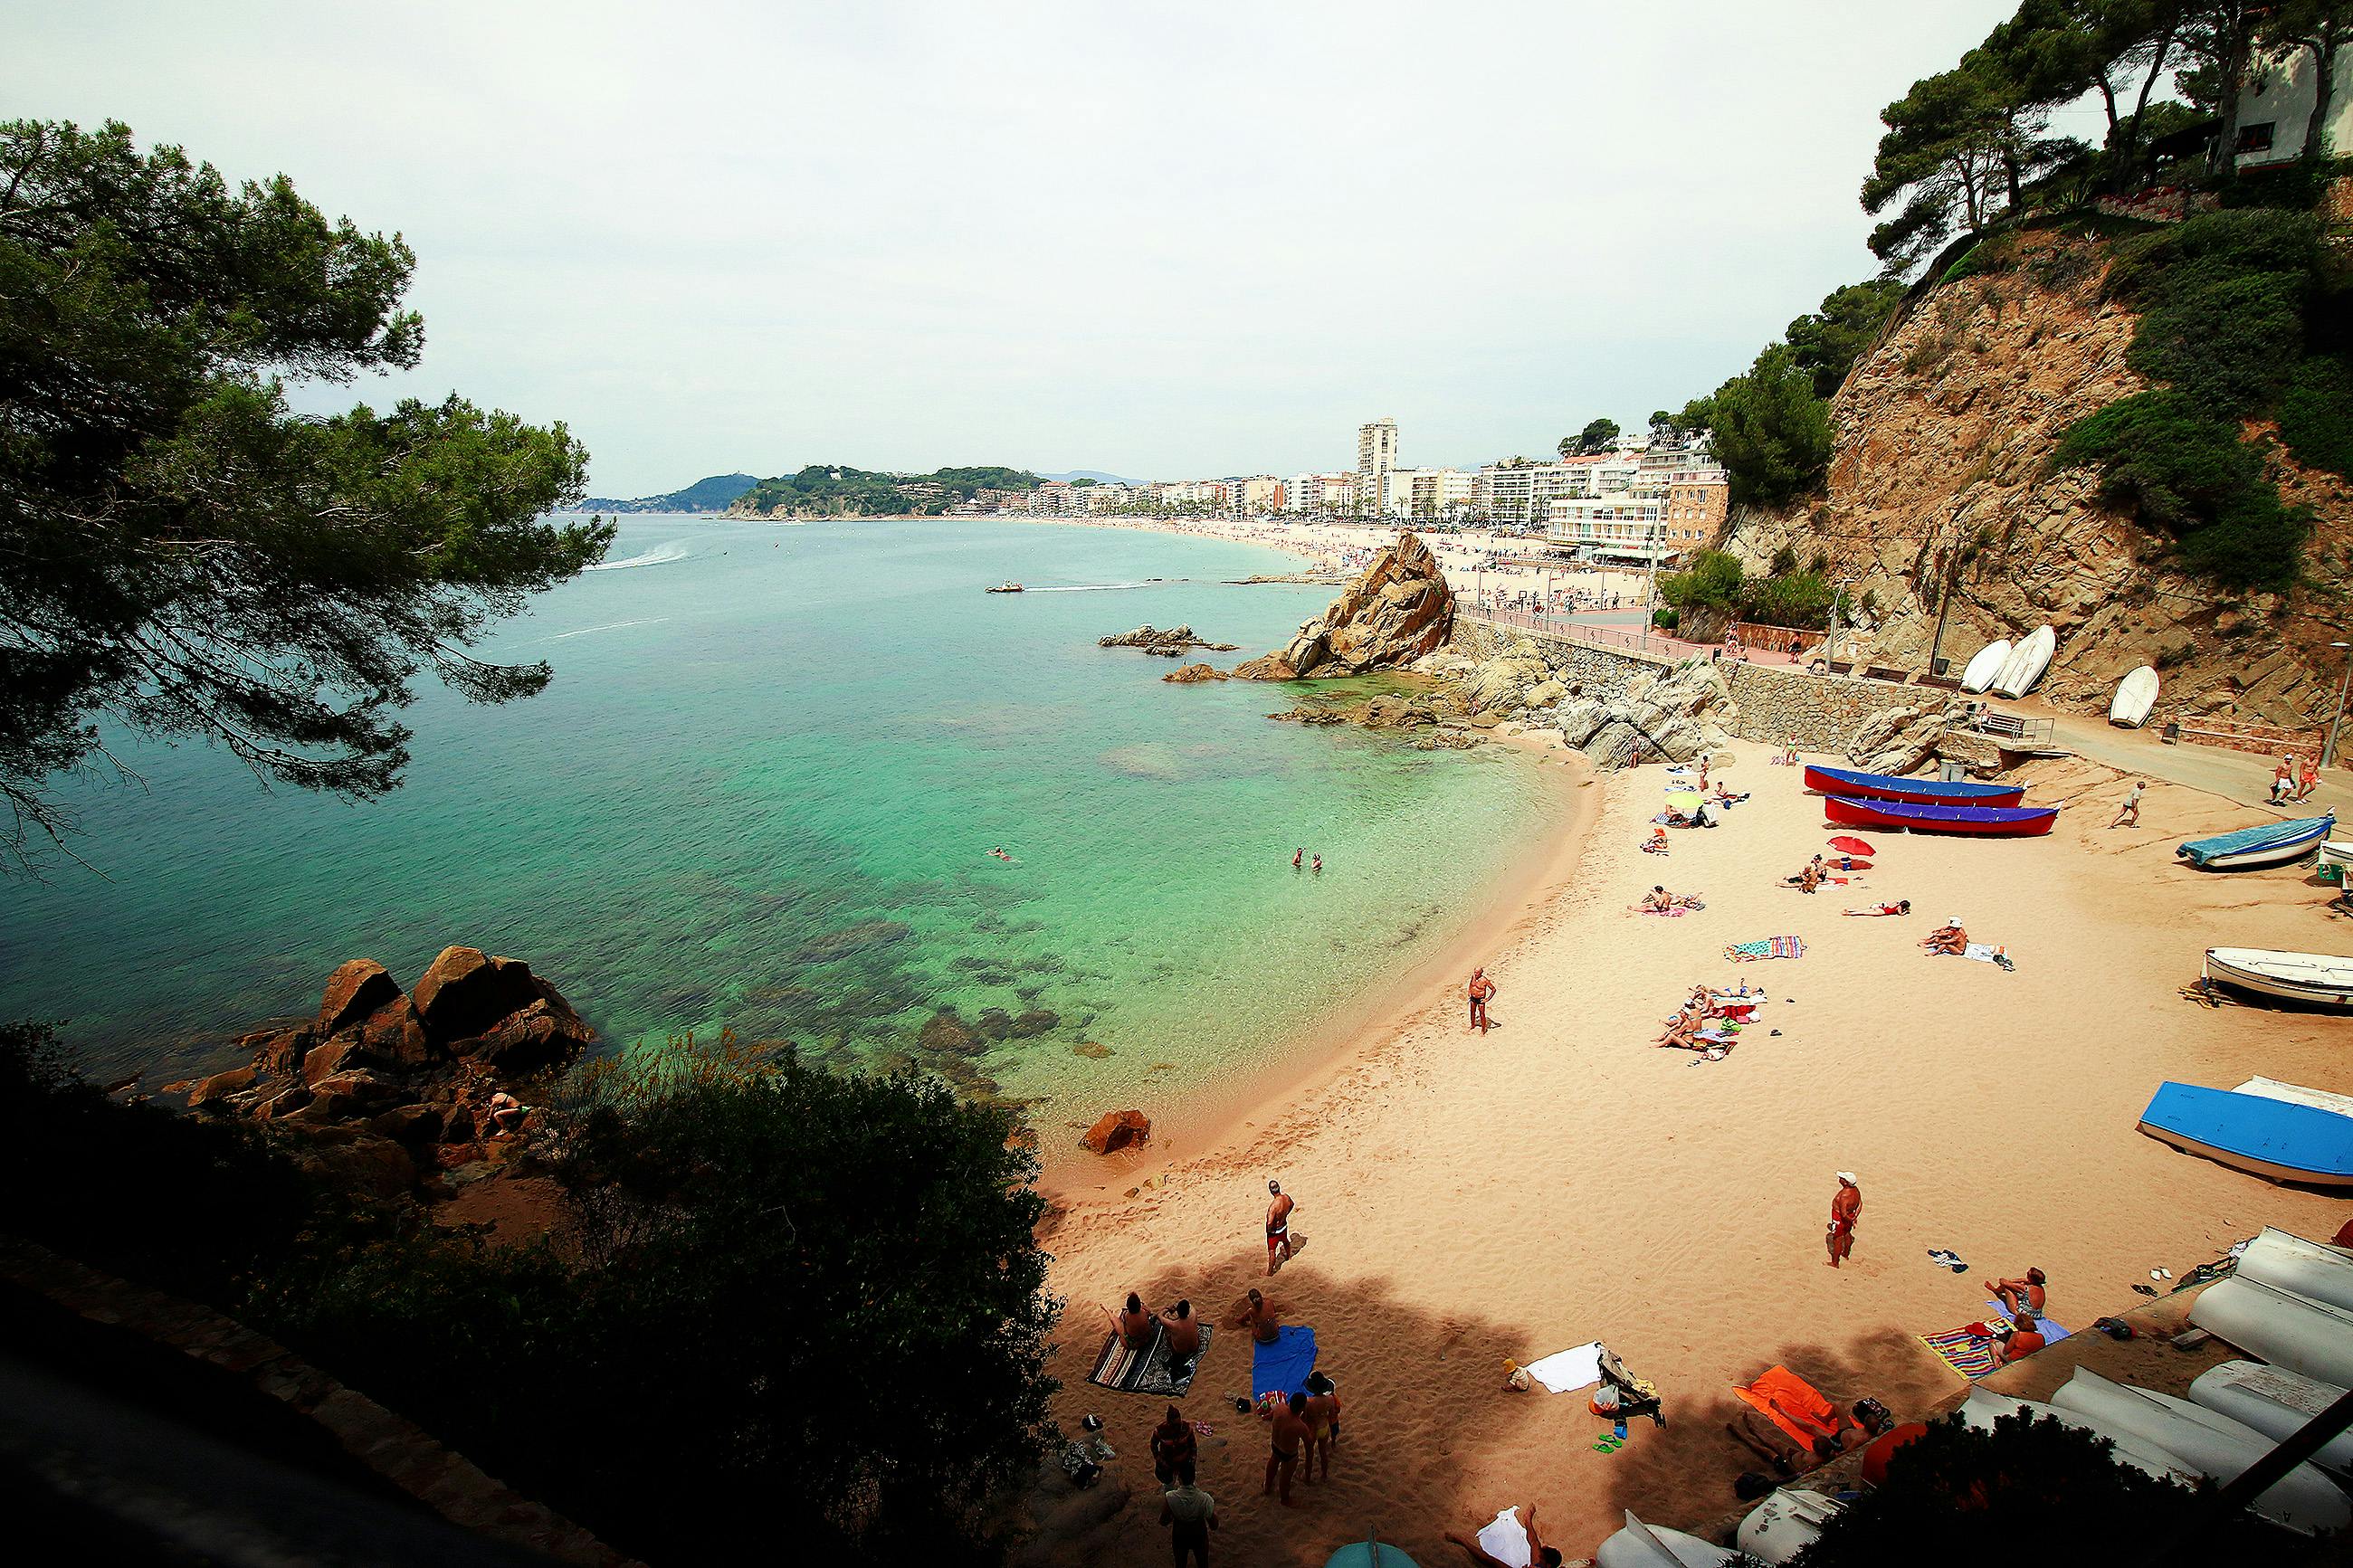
0 517 1558 1145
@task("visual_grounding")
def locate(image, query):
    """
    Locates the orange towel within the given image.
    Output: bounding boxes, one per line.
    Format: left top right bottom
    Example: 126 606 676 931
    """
1732 1365 1842 1449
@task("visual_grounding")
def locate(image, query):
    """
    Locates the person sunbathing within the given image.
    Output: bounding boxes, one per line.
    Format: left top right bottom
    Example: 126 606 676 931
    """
1993 1268 2046 1320
1797 862 1824 894
1446 1503 1561 1568
1638 885 1673 913
1921 918 1967 955
1987 1312 2047 1367
1656 1007 1708 1050
1843 899 1911 917
1642 827 1670 855
1111 1291 1156 1351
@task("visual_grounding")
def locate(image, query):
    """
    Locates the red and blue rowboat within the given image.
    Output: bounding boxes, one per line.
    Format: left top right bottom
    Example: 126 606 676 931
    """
1802 763 2025 809
1824 794 2057 838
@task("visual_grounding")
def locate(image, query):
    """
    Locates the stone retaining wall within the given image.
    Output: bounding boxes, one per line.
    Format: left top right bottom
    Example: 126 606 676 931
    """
1724 660 1932 750
1454 618 1930 751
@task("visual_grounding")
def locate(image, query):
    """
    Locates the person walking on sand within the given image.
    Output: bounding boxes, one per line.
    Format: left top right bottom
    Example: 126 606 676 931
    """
1159 1459 1217 1567
1264 1392 1311 1506
1826 1173 1861 1267
2110 779 2145 829
2302 755 2321 801
1468 967 1497 1032
1263 1182 1296 1274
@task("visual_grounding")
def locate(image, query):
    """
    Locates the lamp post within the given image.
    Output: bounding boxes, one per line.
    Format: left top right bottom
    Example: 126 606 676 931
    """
2325 641 2353 771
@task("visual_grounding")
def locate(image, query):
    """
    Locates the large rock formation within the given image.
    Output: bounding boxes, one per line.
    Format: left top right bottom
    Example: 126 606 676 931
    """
1718 228 2353 727
1548 660 1739 767
1234 532 1454 679
1099 624 1236 653
185 946 596 1202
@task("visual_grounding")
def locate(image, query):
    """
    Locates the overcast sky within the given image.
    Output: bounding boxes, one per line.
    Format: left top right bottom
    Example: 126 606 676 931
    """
9 1 2027 495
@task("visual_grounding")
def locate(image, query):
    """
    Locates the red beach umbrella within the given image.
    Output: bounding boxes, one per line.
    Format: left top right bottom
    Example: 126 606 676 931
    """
1827 835 1876 856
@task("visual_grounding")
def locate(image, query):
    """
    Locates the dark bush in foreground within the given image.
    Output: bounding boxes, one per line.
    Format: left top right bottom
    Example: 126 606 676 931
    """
1795 1410 2308 1566
254 1037 1058 1564
0 1022 318 1301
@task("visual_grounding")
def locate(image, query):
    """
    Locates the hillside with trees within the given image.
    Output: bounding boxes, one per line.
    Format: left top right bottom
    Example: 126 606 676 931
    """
1671 0 2353 726
580 472 757 513
728 464 1043 518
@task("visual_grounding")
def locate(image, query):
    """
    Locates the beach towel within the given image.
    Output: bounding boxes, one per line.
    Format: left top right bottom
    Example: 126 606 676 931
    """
1475 1506 1534 1568
1733 1365 1843 1449
1252 1324 1319 1400
1086 1323 1212 1397
1522 1341 1604 1394
1983 1300 2069 1345
1920 1326 1998 1379
1725 936 1805 963
1961 944 2004 963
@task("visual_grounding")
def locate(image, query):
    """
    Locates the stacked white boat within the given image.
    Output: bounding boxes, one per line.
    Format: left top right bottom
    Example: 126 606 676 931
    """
1958 626 2060 698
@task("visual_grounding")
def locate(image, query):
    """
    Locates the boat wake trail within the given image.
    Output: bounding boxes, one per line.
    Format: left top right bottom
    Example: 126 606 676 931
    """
584 539 691 571
545 616 672 641
1027 580 1166 593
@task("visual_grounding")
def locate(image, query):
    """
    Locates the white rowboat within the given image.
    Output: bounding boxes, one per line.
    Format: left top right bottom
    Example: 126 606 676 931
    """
1958 639 2013 694
2234 1226 2353 1312
2109 664 2159 727
1991 624 2054 699
2189 1361 2353 1472
2189 1276 2353 1388
2205 948 2353 1008
2236 1077 2353 1119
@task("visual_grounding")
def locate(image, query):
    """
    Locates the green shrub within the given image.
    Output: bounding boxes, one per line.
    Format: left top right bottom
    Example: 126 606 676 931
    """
2281 356 2353 480
255 1038 1059 1563
1652 606 1679 630
2055 392 2310 591
1740 568 1837 629
0 1022 320 1303
1701 346 1836 508
1656 548 1744 613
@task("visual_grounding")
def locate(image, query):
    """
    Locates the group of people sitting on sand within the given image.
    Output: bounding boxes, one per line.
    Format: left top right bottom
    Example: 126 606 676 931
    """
1108 1291 1205 1379
1655 984 1759 1055
1630 884 1705 916
1920 917 1968 955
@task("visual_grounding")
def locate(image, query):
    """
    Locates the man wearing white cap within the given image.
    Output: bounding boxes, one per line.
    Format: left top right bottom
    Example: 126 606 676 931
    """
1826 1173 1861 1268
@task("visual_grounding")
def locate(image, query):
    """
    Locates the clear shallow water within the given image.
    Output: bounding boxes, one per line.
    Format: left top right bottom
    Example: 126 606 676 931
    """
0 517 1558 1140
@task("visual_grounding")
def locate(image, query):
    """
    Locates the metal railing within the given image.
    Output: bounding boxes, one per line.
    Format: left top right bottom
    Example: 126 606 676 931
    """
1464 608 1687 660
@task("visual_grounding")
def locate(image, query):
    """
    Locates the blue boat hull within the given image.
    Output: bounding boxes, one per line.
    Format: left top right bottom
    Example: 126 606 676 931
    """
2177 814 2335 870
1803 764 2025 808
2138 1082 2353 1187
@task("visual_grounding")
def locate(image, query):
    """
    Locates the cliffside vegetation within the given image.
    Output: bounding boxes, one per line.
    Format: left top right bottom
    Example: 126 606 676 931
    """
1677 0 2353 600
0 119 611 869
734 463 1042 517
1657 546 1849 632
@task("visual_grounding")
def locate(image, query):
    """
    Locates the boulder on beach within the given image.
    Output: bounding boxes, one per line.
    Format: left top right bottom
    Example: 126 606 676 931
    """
411 946 545 1042
1081 1108 1151 1155
1234 532 1454 679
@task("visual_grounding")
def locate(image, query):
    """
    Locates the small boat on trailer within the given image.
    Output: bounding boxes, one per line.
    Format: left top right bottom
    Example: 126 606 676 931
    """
1823 794 2058 838
2135 1081 2353 1188
2176 813 2335 870
1801 763 2024 808
2203 948 2353 1010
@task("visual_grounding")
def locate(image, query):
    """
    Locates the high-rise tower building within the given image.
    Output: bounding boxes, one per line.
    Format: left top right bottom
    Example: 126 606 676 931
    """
1356 418 1398 518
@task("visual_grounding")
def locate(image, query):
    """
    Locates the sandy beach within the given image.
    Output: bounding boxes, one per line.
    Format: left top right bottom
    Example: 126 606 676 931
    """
1034 733 2353 1565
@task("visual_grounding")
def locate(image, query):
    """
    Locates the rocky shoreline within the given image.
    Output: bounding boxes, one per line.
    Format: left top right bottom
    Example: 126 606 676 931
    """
172 946 596 1203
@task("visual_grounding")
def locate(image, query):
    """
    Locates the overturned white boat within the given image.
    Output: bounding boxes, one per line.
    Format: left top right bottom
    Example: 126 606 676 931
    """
2050 1367 2349 1535
2189 1360 2353 1473
2234 1225 2353 1313
1956 1388 2197 1486
2190 1275 2353 1389
2204 947 2353 1009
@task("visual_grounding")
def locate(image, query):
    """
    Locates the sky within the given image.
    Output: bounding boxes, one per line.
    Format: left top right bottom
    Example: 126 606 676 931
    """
7 0 2029 495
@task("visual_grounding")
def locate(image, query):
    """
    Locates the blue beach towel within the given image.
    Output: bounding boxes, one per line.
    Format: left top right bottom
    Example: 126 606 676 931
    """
1252 1324 1319 1400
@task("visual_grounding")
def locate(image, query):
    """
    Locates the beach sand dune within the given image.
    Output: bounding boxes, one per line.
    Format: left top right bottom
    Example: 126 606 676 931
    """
1034 742 2351 1565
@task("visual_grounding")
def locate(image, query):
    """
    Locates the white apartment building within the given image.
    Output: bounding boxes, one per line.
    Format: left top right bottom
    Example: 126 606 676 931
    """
1543 441 1728 562
1381 467 1478 520
1357 418 1399 517
1082 483 1133 513
1288 472 1357 515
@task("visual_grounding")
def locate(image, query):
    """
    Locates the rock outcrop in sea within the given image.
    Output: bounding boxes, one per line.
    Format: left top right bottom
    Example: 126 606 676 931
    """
1234 532 1453 679
183 946 595 1201
1099 624 1236 654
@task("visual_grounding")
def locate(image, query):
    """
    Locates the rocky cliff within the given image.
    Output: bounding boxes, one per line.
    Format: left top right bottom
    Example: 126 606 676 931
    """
1235 531 1454 679
1720 230 2353 726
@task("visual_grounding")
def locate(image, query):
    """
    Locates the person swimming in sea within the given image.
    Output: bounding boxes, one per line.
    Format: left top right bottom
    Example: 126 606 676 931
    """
1292 847 1303 870
1311 853 1321 874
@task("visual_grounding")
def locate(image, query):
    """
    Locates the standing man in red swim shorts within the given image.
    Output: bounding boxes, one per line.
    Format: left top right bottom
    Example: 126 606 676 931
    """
1265 1179 1295 1276
1826 1172 1861 1268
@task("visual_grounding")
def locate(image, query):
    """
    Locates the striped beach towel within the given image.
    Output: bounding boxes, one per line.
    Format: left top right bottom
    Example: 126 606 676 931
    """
1086 1323 1211 1397
1920 1326 1997 1379
1725 936 1805 963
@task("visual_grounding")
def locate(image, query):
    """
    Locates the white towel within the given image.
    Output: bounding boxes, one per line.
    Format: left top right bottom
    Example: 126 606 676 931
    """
1476 1506 1533 1568
1961 943 2005 964
1523 1340 1604 1394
